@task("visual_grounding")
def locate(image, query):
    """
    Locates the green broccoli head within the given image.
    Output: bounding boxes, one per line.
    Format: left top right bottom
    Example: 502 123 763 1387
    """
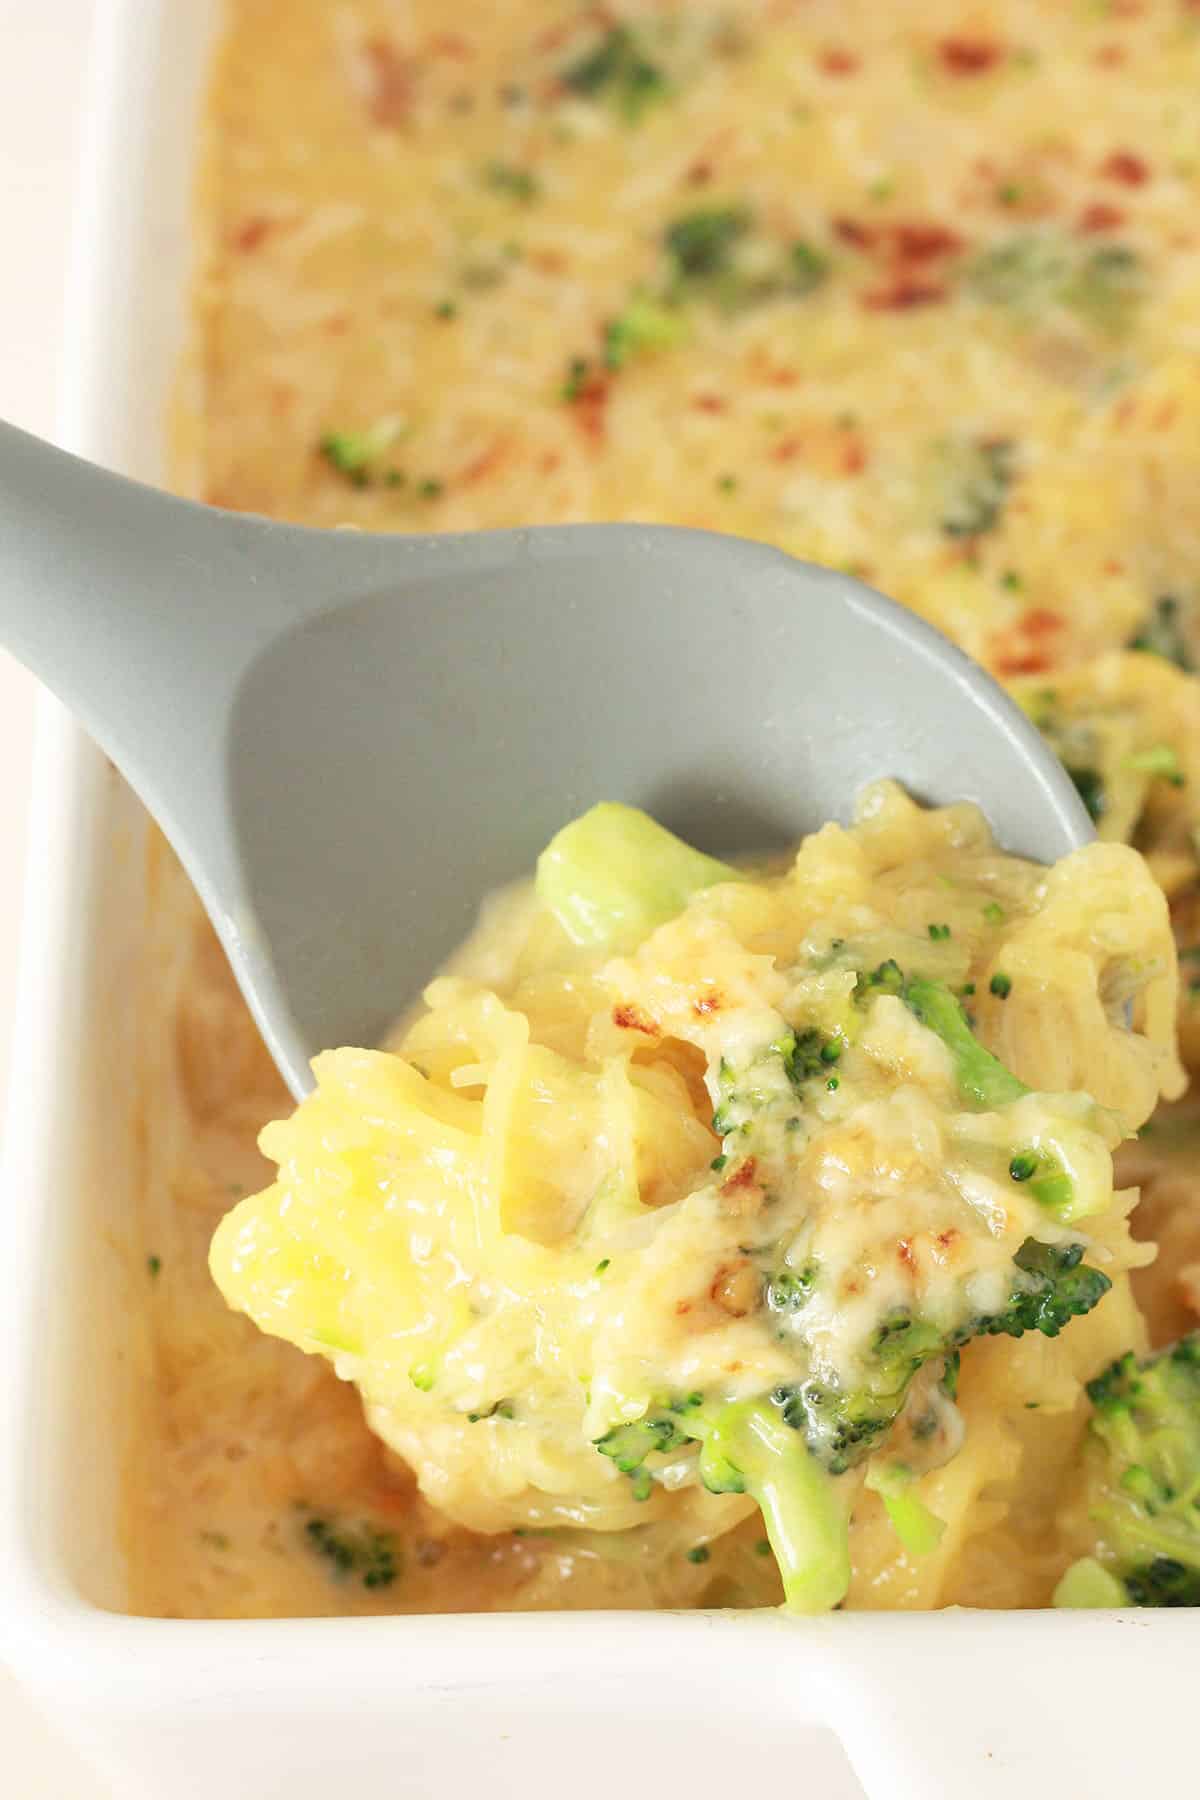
594 1413 691 1501
593 1240 1111 1609
768 1241 1110 1476
1055 1334 1200 1609
301 1513 400 1589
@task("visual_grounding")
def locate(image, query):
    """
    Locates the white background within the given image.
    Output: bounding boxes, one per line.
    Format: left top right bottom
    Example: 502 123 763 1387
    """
0 3 115 1792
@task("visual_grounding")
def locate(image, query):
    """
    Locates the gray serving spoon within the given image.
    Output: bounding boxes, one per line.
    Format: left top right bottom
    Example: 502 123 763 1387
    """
0 419 1089 1098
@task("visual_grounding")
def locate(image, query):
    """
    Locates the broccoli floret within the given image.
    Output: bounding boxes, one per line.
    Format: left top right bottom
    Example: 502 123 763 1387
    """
935 437 1016 539
481 161 541 204
967 234 1142 335
708 1026 840 1138
788 241 829 295
594 1414 689 1500
562 25 666 121
1054 1334 1200 1609
317 415 405 487
1068 763 1108 822
967 235 1069 308
302 1513 400 1589
1127 595 1194 672
1124 743 1186 787
765 1266 817 1313
657 206 830 314
602 297 687 369
1064 244 1144 335
535 802 740 951
664 208 751 283
994 1239 1111 1336
784 1027 843 1086
855 957 905 1000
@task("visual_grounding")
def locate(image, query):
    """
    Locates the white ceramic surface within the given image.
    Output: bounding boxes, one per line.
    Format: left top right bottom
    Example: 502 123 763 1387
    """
0 4 114 1793
0 5 1194 1799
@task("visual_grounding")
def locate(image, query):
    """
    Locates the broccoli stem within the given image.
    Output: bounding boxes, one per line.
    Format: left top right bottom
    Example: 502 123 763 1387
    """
864 1461 946 1558
901 978 1028 1109
697 1400 850 1613
1052 1556 1128 1608
536 803 741 951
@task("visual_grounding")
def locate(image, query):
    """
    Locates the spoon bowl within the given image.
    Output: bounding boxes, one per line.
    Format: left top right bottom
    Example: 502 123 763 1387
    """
0 421 1090 1096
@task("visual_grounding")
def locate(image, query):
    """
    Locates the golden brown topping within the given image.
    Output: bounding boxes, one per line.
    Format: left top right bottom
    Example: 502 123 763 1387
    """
612 1002 660 1037
232 215 274 253
362 37 417 127
938 38 1003 76
1078 202 1126 234
819 47 860 76
1100 150 1150 187
711 1260 762 1317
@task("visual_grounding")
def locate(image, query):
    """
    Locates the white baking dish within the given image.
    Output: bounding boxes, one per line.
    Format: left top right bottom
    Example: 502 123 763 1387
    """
0 3 1193 1795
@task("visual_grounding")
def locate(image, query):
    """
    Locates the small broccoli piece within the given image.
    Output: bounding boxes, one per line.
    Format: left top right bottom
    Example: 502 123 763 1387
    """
602 297 687 369
967 235 1069 308
664 207 751 283
302 1514 400 1589
789 241 829 295
697 1400 851 1613
562 24 666 120
1054 1335 1200 1609
709 1027 840 1139
1124 744 1186 787
936 437 1016 539
994 1239 1111 1336
482 161 541 204
1127 595 1194 673
898 976 1028 1109
536 803 740 951
855 957 905 1000
595 1414 689 1500
1009 1146 1077 1218
1064 244 1144 335
1065 764 1106 823
774 1312 946 1473
660 209 829 312
783 1027 842 1087
967 235 1142 335
317 416 405 487
766 1267 817 1314
771 1241 1109 1474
